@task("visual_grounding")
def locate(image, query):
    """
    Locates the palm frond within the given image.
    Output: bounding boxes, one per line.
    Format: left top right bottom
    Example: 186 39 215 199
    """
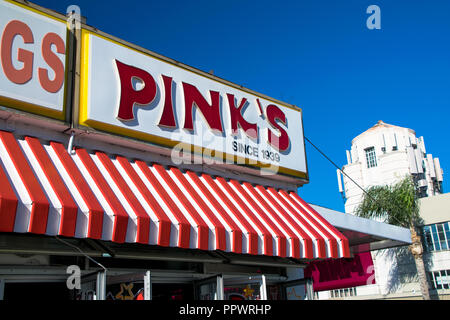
354 176 420 228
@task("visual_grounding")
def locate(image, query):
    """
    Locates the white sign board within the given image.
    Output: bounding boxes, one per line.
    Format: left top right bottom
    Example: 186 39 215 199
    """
79 30 307 180
0 0 67 120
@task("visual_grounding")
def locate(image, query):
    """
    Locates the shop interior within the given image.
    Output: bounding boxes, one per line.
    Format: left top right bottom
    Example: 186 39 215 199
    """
0 233 311 300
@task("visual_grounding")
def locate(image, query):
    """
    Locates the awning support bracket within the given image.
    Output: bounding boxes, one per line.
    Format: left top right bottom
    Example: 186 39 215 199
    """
67 131 76 155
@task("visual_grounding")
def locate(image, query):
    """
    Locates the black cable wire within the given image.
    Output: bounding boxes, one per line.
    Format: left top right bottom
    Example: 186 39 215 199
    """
304 136 406 227
304 136 376 201
55 236 107 272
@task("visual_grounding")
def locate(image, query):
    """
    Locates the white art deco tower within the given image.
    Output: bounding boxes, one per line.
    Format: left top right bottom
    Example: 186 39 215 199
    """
338 120 444 215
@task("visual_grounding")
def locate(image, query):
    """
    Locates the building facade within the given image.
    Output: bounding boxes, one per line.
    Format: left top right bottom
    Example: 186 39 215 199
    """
339 120 443 215
420 193 450 298
329 121 449 300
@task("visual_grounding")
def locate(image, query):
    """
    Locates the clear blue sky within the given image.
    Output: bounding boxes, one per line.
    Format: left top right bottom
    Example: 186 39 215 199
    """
34 0 450 212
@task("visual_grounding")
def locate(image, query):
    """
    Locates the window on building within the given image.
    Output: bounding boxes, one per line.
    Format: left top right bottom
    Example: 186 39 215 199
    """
392 133 398 151
330 287 357 298
422 222 450 252
364 147 377 168
428 270 450 290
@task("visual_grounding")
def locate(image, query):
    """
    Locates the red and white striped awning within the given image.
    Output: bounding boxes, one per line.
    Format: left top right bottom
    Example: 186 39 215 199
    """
0 130 350 259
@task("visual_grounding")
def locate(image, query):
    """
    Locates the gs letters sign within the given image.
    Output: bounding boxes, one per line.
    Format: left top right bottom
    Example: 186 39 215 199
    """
0 0 67 120
79 30 307 180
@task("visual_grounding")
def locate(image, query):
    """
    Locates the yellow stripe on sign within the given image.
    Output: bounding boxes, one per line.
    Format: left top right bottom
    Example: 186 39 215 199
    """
79 29 91 126
5 0 67 24
0 96 64 120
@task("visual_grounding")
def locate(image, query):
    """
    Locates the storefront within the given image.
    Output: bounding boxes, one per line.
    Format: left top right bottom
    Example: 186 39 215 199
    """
0 0 410 301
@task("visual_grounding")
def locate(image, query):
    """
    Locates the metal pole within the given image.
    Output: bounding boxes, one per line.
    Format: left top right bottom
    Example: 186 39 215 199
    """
96 271 106 300
216 274 224 300
306 278 314 300
0 279 4 300
144 271 152 300
260 275 267 300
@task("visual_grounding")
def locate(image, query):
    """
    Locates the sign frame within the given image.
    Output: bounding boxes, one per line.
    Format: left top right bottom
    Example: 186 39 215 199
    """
75 26 309 183
0 0 72 122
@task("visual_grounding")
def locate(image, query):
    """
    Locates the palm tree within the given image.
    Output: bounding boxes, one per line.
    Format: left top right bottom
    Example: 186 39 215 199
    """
354 176 431 300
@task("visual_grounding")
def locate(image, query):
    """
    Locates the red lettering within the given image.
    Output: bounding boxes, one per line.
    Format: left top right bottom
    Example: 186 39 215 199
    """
115 59 157 121
38 32 65 93
182 82 223 132
1 20 34 84
227 93 258 140
255 98 264 116
158 75 176 127
266 104 290 152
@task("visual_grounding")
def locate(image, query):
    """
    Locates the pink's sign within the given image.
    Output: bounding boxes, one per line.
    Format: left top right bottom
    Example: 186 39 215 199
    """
78 30 308 180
